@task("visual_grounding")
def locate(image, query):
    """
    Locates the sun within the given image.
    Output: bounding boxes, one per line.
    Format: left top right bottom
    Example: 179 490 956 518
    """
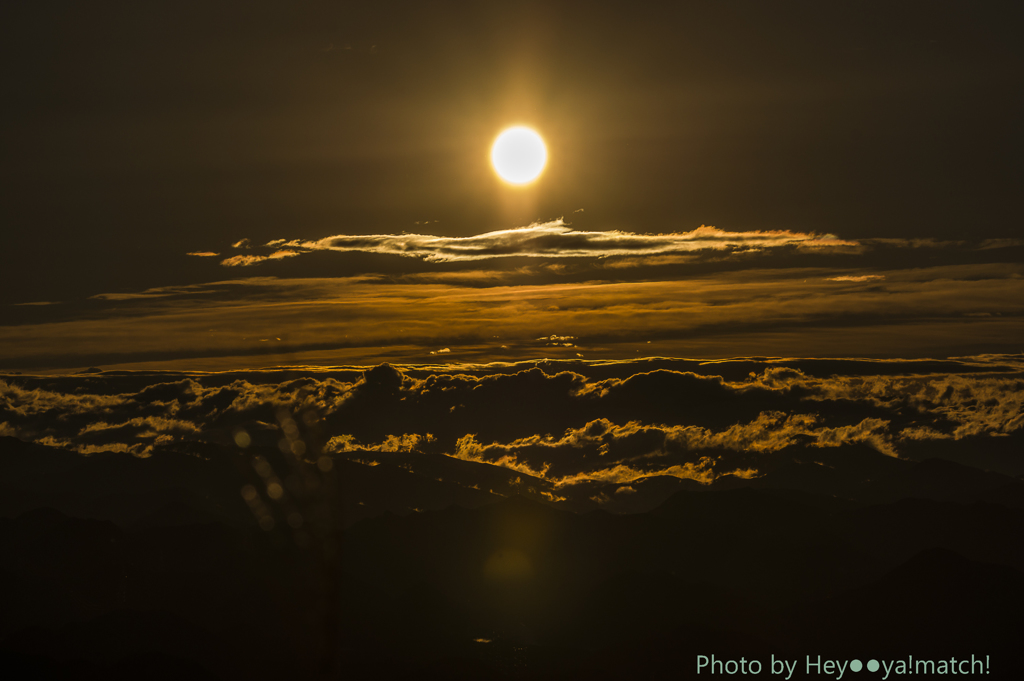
491 126 547 185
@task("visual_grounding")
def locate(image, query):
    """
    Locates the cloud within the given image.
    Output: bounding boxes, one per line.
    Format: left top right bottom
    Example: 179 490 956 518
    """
325 432 435 454
221 250 301 267
78 416 201 436
451 434 552 479
203 221 1024 271
860 238 962 249
4 263 1023 374
0 379 131 420
86 279 285 302
217 221 860 266
229 224 1021 268
827 274 885 282
2 359 1022 483
538 335 577 346
898 425 953 441
551 461 716 487
187 251 220 257
432 410 900 484
220 254 269 267
746 368 1024 441
977 238 1024 250
814 417 896 456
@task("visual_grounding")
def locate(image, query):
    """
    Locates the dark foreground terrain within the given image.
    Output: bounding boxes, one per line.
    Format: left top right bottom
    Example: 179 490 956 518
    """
2 435 1023 680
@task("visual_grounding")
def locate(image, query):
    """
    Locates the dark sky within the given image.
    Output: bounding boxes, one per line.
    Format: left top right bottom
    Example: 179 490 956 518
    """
2 1 1023 370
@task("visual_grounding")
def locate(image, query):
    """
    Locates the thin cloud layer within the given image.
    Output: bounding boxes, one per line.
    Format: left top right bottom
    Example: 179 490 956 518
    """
221 250 301 267
218 221 859 266
6 213 1023 370
4 262 1022 371
206 222 1024 269
827 274 885 282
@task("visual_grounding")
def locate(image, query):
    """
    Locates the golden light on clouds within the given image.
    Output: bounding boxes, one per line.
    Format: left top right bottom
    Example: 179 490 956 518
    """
491 126 547 185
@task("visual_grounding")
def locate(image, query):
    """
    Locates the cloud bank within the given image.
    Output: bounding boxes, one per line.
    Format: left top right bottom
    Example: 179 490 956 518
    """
6 218 1024 371
2 358 1021 489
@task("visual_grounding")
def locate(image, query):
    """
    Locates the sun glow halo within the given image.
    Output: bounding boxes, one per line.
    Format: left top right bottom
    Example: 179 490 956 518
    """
491 126 547 185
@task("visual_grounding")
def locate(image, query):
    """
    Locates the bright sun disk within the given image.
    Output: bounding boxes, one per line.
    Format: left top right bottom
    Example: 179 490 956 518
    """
491 126 547 185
